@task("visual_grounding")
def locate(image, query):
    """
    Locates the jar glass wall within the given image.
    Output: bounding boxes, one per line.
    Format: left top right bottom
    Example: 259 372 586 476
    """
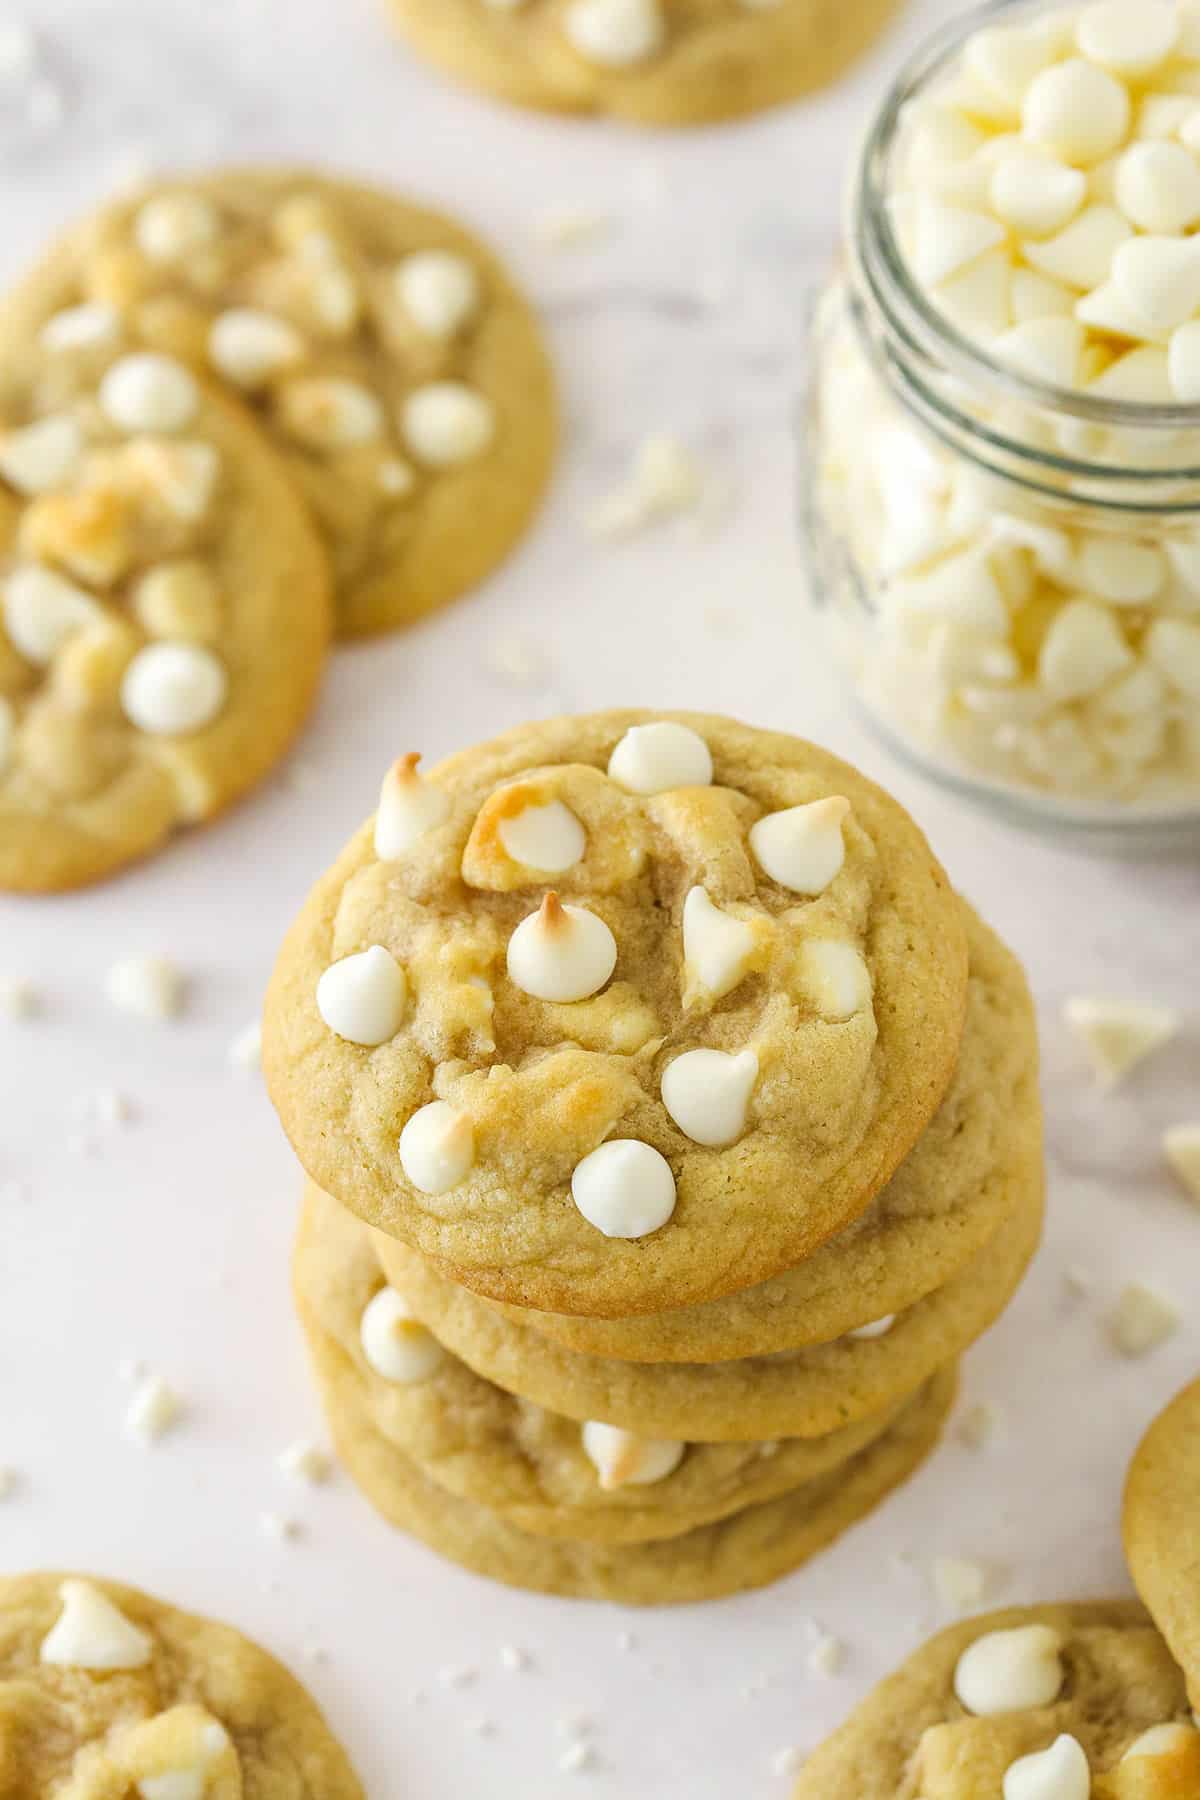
802 0 1200 850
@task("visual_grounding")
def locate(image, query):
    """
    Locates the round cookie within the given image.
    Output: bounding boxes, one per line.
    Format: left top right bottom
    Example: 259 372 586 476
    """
264 711 970 1318
373 1168 1041 1439
7 168 556 638
304 1284 957 1604
0 1571 362 1795
791 1602 1199 1798
1125 1377 1200 1708
429 900 1040 1363
387 0 902 128
295 1181 924 1543
0 342 330 891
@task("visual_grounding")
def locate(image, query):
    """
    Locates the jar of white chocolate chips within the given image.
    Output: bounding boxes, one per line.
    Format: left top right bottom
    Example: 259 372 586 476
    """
802 0 1200 846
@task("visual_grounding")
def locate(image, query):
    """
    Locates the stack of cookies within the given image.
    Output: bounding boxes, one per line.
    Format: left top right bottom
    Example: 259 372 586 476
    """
264 710 1044 1604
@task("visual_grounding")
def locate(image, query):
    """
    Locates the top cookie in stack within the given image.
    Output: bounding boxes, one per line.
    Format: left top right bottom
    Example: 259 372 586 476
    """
264 709 970 1319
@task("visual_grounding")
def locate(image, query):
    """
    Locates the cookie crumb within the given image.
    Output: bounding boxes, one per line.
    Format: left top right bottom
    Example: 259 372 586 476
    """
124 1375 183 1445
105 954 186 1021
1108 1282 1179 1356
934 1556 991 1613
806 1634 845 1678
277 1441 332 1485
259 1511 303 1543
228 1020 262 1071
0 978 40 1019
771 1746 807 1778
958 1402 1000 1449
1063 996 1178 1085
1164 1124 1200 1203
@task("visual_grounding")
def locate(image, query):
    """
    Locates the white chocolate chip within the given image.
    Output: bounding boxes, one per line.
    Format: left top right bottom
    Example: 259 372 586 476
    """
399 1100 475 1195
847 1314 895 1341
1122 1724 1199 1762
99 353 199 434
400 381 495 466
607 721 713 794
661 1048 758 1147
798 940 872 1021
1063 995 1178 1084
134 192 220 262
2 565 101 663
40 1580 153 1670
140 1769 208 1800
496 799 586 873
1111 235 1200 333
278 376 383 450
581 1422 684 1490
394 251 480 338
0 413 84 494
377 457 416 497
133 441 220 521
571 1140 676 1239
993 318 1085 387
934 1557 991 1613
506 893 617 1003
563 0 664 67
1076 0 1178 77
105 954 185 1021
121 643 227 735
360 1287 444 1383
1022 204 1132 290
1164 1123 1200 1202
682 887 758 1001
1146 616 1200 699
750 796 849 896
1037 601 1132 701
228 1021 261 1071
910 196 1006 288
278 1441 332 1484
39 302 121 353
1169 319 1200 399
954 1624 1065 1715
374 754 451 858
990 149 1086 237
1114 141 1200 234
1003 1734 1089 1800
1074 538 1164 605
316 945 407 1045
1108 1282 1179 1355
1022 58 1131 166
208 308 303 388
124 1374 183 1445
807 1634 845 1678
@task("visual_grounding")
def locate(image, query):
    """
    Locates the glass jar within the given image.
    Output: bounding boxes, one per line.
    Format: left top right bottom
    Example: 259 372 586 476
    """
802 0 1200 851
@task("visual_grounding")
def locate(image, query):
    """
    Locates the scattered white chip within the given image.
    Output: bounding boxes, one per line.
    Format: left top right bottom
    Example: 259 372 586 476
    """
92 1088 134 1127
584 434 705 538
438 1664 478 1688
482 633 549 689
533 207 615 249
0 978 39 1019
958 1402 1001 1450
466 1717 496 1737
806 1634 845 1678
1164 1124 1200 1203
228 1020 262 1071
1063 1266 1091 1299
771 1747 807 1778
499 1644 531 1672
259 1511 303 1543
1108 1282 1179 1356
1064 996 1178 1085
616 1630 637 1652
558 1740 596 1774
934 1556 991 1613
105 954 186 1021
277 1441 332 1485
124 1374 183 1445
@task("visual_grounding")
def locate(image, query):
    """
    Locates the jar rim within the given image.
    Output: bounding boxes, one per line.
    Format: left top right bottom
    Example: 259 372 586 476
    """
851 0 1200 450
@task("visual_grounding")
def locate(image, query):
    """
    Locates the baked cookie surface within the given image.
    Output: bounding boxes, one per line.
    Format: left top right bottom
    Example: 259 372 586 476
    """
387 0 901 127
791 1602 1199 1798
0 1570 362 1796
302 1276 956 1603
1125 1377 1200 1708
0 337 330 891
264 710 969 1317
462 901 1040 1363
10 168 555 638
295 1182 921 1542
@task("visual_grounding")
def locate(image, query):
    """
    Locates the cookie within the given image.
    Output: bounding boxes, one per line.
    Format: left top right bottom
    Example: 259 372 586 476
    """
448 900 1040 1364
387 0 901 128
296 1181 926 1543
373 1166 1040 1440
264 711 969 1318
1124 1377 1200 1708
303 1280 956 1603
0 1571 362 1796
8 168 555 637
791 1602 1199 1798
0 341 330 891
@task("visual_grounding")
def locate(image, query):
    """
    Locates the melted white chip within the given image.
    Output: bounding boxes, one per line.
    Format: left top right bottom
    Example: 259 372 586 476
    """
581 1422 684 1489
661 1048 758 1147
360 1288 444 1383
134 193 220 262
496 799 586 873
40 1580 154 1670
749 796 849 895
0 413 83 494
121 643 227 735
401 382 494 466
571 1140 676 1239
1122 1724 1199 1763
799 940 872 1021
394 251 480 338
847 1314 895 1341
317 945 407 1045
506 893 617 1002
209 308 303 388
2 565 100 664
563 0 664 66
954 1624 1065 1715
39 302 121 353
1003 1734 1089 1800
607 721 713 795
374 754 452 858
99 353 199 433
399 1100 474 1194
682 887 758 1000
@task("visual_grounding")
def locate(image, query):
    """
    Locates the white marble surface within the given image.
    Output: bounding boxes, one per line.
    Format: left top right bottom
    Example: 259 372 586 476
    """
1 2 1199 1795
